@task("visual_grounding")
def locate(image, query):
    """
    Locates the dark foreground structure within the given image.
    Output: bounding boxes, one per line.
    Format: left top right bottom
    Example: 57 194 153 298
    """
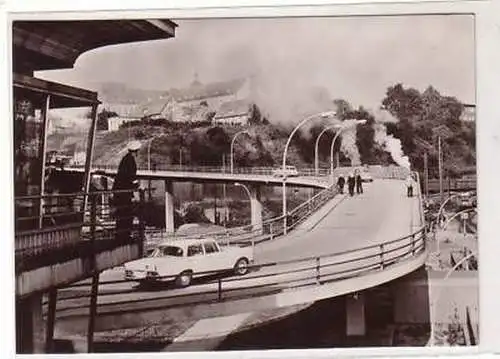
13 19 177 353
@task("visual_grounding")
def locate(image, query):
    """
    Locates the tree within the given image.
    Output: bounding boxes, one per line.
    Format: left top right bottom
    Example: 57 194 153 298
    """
248 104 262 126
333 98 353 121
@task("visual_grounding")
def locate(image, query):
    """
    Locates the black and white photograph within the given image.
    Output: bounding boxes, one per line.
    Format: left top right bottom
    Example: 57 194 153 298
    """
11 10 478 354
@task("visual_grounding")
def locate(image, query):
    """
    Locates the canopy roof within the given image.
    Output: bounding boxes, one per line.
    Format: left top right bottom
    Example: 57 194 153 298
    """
13 19 177 73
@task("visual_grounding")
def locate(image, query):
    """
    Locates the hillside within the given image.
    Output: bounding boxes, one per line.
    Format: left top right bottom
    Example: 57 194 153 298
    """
47 83 475 177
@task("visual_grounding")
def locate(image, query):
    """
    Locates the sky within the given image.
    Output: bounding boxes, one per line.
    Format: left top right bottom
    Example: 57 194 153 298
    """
37 14 475 122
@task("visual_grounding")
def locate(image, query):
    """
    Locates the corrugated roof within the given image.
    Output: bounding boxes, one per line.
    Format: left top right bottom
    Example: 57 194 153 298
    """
214 99 250 119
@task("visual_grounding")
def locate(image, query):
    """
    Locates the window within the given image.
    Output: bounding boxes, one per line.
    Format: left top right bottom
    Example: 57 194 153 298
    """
187 244 204 257
151 245 183 257
203 241 219 254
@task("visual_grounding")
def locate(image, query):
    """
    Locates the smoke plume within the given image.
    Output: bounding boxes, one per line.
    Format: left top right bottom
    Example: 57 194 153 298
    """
339 119 361 166
373 110 411 169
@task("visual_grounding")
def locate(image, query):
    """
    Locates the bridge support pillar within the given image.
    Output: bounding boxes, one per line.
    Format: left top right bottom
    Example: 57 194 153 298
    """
164 180 175 234
249 184 263 234
16 293 45 353
345 292 366 336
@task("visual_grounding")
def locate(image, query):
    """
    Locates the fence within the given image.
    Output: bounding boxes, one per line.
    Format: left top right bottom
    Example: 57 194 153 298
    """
55 224 426 318
66 163 410 180
15 189 146 273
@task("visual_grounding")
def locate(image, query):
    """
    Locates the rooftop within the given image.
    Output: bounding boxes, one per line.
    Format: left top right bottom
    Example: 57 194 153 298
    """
13 19 177 74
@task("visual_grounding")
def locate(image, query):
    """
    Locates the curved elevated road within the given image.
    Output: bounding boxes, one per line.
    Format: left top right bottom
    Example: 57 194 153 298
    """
54 179 425 332
61 167 331 189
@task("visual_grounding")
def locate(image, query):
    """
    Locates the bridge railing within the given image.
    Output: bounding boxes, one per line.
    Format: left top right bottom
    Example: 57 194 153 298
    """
66 163 333 177
161 184 338 246
15 189 146 274
57 225 427 317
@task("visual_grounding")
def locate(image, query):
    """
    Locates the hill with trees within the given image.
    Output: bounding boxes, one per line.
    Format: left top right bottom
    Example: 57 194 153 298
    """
50 83 475 179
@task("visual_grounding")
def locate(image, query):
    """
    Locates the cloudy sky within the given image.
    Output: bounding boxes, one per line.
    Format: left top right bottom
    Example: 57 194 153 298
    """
37 14 475 117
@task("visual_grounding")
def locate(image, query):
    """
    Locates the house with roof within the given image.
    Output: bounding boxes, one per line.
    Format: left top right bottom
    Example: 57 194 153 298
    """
137 74 252 123
213 99 252 126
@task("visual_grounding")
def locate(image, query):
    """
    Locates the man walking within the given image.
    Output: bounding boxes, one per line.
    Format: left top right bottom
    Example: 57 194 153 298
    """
355 169 363 195
112 140 141 242
347 172 356 197
337 174 346 194
406 174 414 197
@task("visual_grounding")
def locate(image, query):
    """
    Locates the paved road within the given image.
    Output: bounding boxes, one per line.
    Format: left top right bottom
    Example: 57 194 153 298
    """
55 179 422 318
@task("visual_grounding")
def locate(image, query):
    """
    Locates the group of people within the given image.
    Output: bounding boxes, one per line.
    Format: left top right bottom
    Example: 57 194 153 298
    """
336 169 364 196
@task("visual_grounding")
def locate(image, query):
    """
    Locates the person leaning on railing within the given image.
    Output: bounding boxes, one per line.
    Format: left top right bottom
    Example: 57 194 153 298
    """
111 141 141 243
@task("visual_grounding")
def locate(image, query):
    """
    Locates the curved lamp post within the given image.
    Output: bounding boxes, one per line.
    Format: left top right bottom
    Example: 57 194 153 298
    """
436 193 461 227
329 119 367 179
314 123 342 175
235 182 252 202
230 130 250 174
434 207 476 258
281 110 337 234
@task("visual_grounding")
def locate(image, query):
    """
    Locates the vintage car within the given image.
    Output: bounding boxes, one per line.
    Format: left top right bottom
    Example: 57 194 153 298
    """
360 168 374 182
124 238 254 287
273 165 299 178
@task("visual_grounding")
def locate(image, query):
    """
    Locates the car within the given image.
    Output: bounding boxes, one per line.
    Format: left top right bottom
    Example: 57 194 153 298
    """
124 238 254 287
273 166 299 178
360 170 373 183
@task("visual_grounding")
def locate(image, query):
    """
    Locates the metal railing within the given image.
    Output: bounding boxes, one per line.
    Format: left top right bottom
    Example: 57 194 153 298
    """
48 166 427 322
15 189 146 273
158 184 338 247
54 224 426 317
65 163 411 180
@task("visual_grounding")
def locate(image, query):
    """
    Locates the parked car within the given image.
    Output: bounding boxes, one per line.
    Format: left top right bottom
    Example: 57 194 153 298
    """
124 238 254 287
273 165 299 178
360 168 374 182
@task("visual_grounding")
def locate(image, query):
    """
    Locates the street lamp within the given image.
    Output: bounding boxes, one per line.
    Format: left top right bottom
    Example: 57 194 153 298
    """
314 123 342 175
230 130 250 174
436 193 461 227
434 207 476 259
329 119 367 179
281 110 337 234
235 182 252 202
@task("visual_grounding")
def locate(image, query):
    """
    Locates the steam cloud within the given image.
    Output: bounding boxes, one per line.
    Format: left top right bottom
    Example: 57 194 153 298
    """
339 119 361 166
373 110 411 169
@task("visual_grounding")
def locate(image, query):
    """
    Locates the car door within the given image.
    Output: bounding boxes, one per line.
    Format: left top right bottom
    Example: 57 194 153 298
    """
203 241 229 272
186 243 206 274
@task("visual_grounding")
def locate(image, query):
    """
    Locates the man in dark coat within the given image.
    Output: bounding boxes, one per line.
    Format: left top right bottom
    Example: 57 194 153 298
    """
112 141 141 242
347 172 356 197
337 175 346 194
355 169 364 194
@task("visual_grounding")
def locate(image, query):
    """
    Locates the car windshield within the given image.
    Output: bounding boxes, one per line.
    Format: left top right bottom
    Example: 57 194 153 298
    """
150 245 183 257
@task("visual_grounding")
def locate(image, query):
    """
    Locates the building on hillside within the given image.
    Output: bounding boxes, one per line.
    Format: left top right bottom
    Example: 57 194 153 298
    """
140 74 252 123
213 99 251 126
460 104 475 122
107 116 140 131
100 103 145 131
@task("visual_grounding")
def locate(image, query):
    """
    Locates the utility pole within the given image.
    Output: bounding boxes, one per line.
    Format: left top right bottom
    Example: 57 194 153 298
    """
438 135 444 204
424 152 429 198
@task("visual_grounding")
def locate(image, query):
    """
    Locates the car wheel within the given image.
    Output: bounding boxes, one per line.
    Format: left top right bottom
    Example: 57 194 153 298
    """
176 270 193 288
234 257 249 276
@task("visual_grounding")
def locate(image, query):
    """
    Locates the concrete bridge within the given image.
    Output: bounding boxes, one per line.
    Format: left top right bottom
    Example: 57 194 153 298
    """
26 166 428 352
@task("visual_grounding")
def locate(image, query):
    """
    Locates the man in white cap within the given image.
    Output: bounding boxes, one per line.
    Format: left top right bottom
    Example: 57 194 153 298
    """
112 140 141 242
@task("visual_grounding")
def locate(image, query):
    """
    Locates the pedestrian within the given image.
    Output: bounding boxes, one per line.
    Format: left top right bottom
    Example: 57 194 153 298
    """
406 174 414 197
355 169 363 194
112 140 141 242
347 172 356 197
337 175 346 194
